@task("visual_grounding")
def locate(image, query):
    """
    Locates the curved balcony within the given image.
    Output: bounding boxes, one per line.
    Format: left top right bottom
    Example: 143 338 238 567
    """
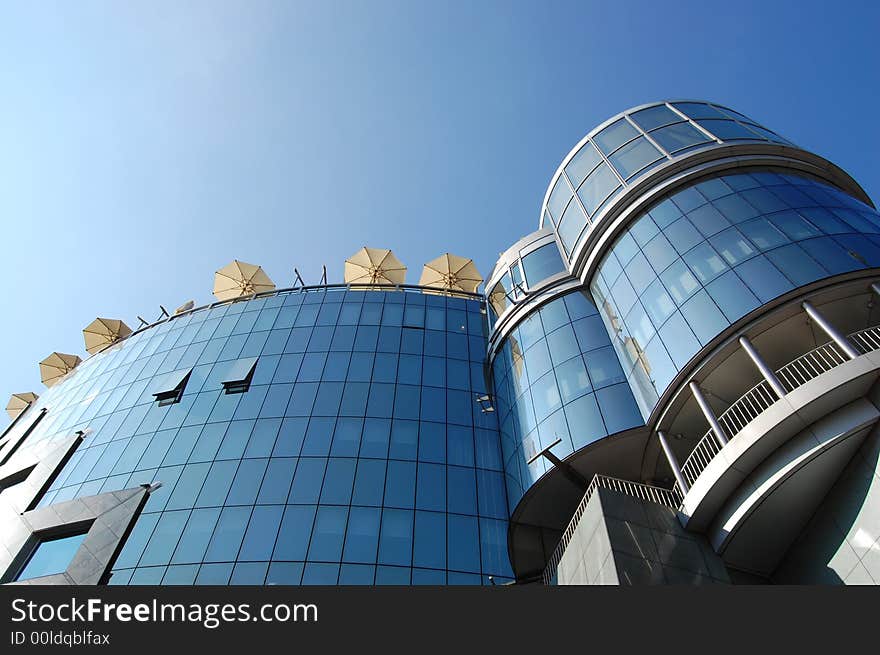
680 325 880 489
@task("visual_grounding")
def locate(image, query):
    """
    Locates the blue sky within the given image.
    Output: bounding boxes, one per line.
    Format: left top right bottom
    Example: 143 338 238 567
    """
1 0 878 401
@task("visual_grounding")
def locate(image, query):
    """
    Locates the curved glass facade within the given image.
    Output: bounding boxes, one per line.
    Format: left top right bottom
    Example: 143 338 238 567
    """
13 288 512 585
542 101 793 260
590 170 880 417
491 290 642 510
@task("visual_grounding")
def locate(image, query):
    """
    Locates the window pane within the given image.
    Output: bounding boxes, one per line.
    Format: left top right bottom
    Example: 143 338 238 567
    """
630 104 680 131
608 136 662 179
17 533 87 580
649 122 709 153
521 243 565 286
577 163 620 215
564 142 601 187
594 118 639 153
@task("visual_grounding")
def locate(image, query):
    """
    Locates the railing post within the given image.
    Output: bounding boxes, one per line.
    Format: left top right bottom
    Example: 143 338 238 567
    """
738 335 787 398
802 301 859 360
689 381 729 447
657 430 689 494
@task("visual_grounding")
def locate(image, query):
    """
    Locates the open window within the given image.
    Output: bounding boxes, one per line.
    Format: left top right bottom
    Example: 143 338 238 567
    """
220 357 258 395
152 368 192 406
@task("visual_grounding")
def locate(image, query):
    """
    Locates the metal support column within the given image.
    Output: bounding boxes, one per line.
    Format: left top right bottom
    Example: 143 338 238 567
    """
739 335 787 398
689 381 729 447
657 430 689 494
802 301 859 360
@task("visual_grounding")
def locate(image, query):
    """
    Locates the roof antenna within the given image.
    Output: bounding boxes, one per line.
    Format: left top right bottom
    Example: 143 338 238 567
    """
293 268 305 287
320 265 327 285
159 305 170 318
136 316 150 328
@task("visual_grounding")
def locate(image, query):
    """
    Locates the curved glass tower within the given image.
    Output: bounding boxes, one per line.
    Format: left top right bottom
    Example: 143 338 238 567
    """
4 100 880 586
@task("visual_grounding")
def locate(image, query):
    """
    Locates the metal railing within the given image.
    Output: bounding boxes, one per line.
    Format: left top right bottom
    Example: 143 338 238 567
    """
776 341 848 391
542 474 682 585
849 325 880 354
681 429 724 488
679 324 880 490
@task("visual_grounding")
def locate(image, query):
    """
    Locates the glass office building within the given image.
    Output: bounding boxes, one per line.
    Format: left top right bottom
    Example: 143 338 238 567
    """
4 100 880 585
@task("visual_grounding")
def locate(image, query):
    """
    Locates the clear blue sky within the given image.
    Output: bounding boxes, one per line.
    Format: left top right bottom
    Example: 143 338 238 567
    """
1 0 878 402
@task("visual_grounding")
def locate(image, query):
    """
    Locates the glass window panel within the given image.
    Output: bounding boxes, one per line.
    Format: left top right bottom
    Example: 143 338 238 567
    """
555 355 591 403
378 509 413 566
694 177 733 201
684 242 728 283
557 197 588 253
547 176 572 222
738 217 790 250
765 243 827 285
287 457 327 504
630 104 680 131
273 505 316 561
735 255 794 303
799 237 861 274
256 458 296 504
307 506 348 562
642 232 678 273
302 563 339 584
413 510 446 569
320 458 356 505
267 562 304 585
564 141 601 187
687 202 730 238
710 227 757 265
225 458 268 505
594 383 642 434
447 514 480 573
166 462 211 510
385 460 417 508
642 278 676 324
17 533 88 580
648 121 710 153
447 425 475 467
521 243 565 287
608 136 662 179
203 505 250 562
418 422 446 463
447 466 477 515
546 324 580 365
572 315 608 353
360 418 391 458
330 417 362 457
343 506 381 564
672 102 727 119
664 216 704 256
584 346 626 389
649 198 683 228
416 462 446 511
577 163 621 215
352 459 386 506
659 259 700 305
697 119 762 141
706 270 761 322
238 505 283 561
767 210 820 240
480 518 513 577
594 118 639 153
679 290 728 345
477 469 507 519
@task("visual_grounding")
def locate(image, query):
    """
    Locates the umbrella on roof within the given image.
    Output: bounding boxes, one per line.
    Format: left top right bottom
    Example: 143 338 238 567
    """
39 352 81 388
213 260 275 301
419 253 483 293
6 392 38 420
344 247 406 286
83 318 132 355
174 300 195 315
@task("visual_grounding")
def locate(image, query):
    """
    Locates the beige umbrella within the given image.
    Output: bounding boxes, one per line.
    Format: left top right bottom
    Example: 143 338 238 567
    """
6 392 38 420
213 260 275 301
174 300 195 315
344 247 407 286
83 318 132 355
39 352 82 388
419 253 483 293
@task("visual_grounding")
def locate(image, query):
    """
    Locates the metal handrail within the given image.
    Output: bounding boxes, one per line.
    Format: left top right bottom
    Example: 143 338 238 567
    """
679 323 880 490
542 474 682 585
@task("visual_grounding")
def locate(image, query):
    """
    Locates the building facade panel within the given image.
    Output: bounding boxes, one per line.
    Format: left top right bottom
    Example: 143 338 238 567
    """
590 170 880 417
4 288 513 585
